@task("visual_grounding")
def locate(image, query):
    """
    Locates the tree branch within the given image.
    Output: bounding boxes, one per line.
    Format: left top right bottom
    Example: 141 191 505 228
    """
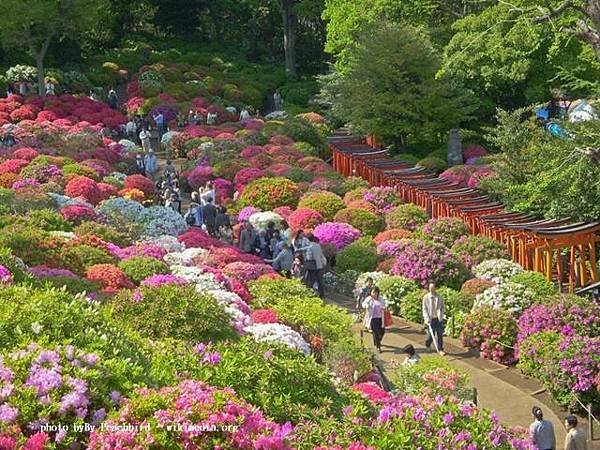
533 0 573 23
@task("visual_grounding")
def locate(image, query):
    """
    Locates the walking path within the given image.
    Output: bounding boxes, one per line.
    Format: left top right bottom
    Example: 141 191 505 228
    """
327 293 573 448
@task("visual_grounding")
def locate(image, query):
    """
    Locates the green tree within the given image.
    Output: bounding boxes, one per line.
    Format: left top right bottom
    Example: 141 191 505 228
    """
0 0 108 97
321 22 477 147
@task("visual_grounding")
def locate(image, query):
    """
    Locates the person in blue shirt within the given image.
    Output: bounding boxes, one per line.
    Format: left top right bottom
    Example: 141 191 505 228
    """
153 111 165 138
529 406 556 450
144 150 157 180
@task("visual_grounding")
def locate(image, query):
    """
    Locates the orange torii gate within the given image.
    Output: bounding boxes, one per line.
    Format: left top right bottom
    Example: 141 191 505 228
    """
327 134 600 291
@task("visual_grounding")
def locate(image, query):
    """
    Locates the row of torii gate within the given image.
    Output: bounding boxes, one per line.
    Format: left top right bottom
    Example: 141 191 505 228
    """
329 134 600 292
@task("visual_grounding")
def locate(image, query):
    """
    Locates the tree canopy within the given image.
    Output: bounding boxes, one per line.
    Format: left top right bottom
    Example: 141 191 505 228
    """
320 22 477 147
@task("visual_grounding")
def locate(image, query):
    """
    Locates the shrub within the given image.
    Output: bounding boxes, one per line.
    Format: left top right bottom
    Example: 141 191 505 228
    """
516 296 600 347
396 288 426 323
390 239 469 289
391 355 471 400
451 235 509 268
88 379 293 448
298 191 346 221
344 187 369 204
74 222 131 247
313 222 361 251
336 237 379 274
111 285 237 342
118 256 169 285
376 276 420 315
518 332 600 410
39 274 101 295
385 204 428 230
149 337 347 424
0 246 29 283
123 174 155 197
460 278 495 302
27 209 73 232
237 177 300 211
86 264 134 293
64 175 102 205
509 271 555 297
472 258 524 283
421 217 470 248
461 306 517 364
474 282 537 316
416 156 448 173
362 186 400 213
60 244 116 276
373 229 412 244
280 117 326 154
0 227 62 266
333 208 384 236
287 207 323 231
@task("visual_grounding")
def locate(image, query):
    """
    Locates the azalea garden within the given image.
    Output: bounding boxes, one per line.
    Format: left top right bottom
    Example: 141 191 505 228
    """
0 1 600 449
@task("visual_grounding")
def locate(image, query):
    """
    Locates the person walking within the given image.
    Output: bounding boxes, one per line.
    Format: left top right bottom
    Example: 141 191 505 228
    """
139 128 151 153
362 287 387 353
564 416 588 450
201 197 218 237
163 160 178 181
422 282 446 355
153 111 165 139
144 149 158 180
238 221 257 254
107 89 118 109
239 107 251 121
529 407 556 450
301 234 326 298
133 154 146 176
255 229 271 259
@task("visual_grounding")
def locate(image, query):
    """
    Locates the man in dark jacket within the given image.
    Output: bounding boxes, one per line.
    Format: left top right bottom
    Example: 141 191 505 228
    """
202 197 218 236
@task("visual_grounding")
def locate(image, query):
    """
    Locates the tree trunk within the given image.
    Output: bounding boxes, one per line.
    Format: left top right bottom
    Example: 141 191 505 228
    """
280 0 297 76
36 53 45 98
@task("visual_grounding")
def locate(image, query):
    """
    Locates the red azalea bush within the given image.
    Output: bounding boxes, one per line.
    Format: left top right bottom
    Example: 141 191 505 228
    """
210 247 263 267
187 165 214 190
288 208 324 231
346 199 380 215
86 263 135 293
0 159 29 175
60 204 99 224
461 278 496 301
123 174 155 197
439 165 477 186
373 229 412 245
234 167 265 190
463 144 488 162
177 229 225 249
64 175 103 205
222 261 275 283
11 147 39 161
352 382 392 403
251 308 279 324
273 206 294 219
97 182 119 200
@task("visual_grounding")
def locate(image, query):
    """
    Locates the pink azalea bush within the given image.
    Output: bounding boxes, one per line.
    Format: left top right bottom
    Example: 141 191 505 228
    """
390 239 468 289
87 380 293 449
313 222 361 251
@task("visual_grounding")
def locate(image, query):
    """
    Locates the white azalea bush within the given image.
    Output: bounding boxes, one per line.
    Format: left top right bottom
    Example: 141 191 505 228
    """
474 282 537 316
244 323 311 355
473 259 524 284
249 211 284 230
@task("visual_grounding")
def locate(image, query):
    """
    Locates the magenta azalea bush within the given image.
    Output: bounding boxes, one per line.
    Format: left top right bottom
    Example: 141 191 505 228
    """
461 306 517 364
313 222 361 251
362 186 400 213
389 239 469 289
421 217 470 248
87 380 293 449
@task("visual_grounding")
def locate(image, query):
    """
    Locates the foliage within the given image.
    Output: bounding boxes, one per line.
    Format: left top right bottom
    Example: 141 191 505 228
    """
27 209 73 232
474 282 537 316
461 306 517 364
333 207 384 236
322 21 476 146
451 235 509 268
509 271 555 298
117 256 170 285
481 113 600 221
298 190 346 221
237 177 301 211
385 204 428 231
336 237 379 274
376 276 420 316
421 217 470 248
416 156 448 173
391 355 472 401
519 331 600 410
110 285 237 343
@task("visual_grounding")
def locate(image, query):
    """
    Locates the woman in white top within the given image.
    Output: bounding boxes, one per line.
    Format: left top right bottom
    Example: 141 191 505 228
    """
362 287 387 353
199 181 217 206
139 128 151 152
